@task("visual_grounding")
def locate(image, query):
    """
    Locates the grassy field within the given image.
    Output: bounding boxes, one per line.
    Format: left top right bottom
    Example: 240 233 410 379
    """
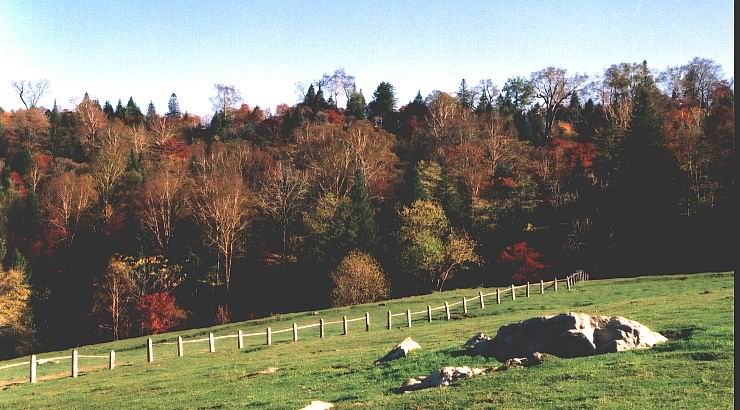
0 272 733 409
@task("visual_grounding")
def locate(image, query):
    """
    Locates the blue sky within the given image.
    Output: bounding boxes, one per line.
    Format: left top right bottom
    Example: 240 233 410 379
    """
0 0 734 119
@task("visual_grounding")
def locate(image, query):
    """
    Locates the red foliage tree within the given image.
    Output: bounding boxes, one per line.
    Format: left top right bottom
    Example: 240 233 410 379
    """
136 292 187 334
498 242 546 283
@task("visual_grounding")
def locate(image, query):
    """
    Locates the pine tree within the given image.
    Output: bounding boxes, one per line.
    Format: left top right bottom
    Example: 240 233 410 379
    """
125 97 143 124
102 100 114 119
166 93 181 118
303 84 316 107
613 69 681 272
412 90 424 106
436 166 467 228
115 99 125 120
368 82 397 119
346 90 367 119
456 78 474 109
146 101 156 122
349 167 378 252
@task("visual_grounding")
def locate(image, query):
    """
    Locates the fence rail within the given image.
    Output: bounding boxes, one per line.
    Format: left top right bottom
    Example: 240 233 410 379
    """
3 270 588 385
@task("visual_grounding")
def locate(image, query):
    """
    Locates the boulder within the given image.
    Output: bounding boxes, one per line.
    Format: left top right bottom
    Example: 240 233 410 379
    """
375 337 421 364
300 400 334 410
464 332 492 354
476 312 667 361
397 366 492 392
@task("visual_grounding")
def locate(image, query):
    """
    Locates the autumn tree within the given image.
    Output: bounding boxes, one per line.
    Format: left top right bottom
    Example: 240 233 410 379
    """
92 124 130 220
398 199 478 291
330 250 389 306
137 292 187 334
0 268 34 356
497 242 546 283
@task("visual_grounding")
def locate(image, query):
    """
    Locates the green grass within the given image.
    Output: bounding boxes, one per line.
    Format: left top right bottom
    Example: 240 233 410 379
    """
0 272 733 409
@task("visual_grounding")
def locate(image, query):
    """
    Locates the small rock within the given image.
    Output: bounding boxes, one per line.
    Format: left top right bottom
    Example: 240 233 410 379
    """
396 366 493 392
300 400 334 410
256 367 279 375
375 337 421 364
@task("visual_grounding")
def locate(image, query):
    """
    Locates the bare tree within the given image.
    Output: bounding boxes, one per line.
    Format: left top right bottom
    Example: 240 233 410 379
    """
92 125 130 220
77 97 108 153
210 84 242 119
140 163 186 254
530 67 587 139
10 79 49 108
189 144 254 293
43 171 96 245
323 68 356 107
257 160 308 265
148 116 176 149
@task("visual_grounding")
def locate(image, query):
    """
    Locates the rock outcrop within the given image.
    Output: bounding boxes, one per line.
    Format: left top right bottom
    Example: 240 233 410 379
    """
375 337 421 364
473 312 668 361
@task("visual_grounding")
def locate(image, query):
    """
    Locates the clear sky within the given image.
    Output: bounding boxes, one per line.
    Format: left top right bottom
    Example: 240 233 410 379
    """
0 0 734 119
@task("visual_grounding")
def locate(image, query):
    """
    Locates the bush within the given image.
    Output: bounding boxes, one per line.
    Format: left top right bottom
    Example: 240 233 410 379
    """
137 292 187 334
330 250 390 307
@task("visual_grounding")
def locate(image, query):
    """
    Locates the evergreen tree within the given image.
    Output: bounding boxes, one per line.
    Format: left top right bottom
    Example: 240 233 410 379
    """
303 84 316 108
349 167 378 252
412 90 424 106
114 99 125 120
475 91 492 114
314 87 328 111
166 93 181 118
436 166 468 228
125 97 143 124
456 78 474 109
346 90 367 119
612 71 681 273
367 82 397 119
146 101 156 122
102 100 114 119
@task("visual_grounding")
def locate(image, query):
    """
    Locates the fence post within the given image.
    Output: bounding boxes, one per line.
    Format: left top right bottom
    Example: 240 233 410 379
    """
496 288 501 305
320 319 325 338
511 284 516 301
387 311 392 330
567 277 572 290
266 327 272 345
72 349 78 378
293 323 299 342
29 354 36 384
365 312 370 332
554 278 558 291
209 333 215 353
540 279 544 294
147 338 154 363
238 330 244 349
109 350 116 370
427 305 432 322
526 281 530 298
445 302 451 320
479 291 485 308
462 297 468 314
343 316 348 335
177 336 184 357
406 309 412 328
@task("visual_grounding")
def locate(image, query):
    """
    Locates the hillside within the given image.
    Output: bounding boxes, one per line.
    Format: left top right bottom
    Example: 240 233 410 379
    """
0 272 734 409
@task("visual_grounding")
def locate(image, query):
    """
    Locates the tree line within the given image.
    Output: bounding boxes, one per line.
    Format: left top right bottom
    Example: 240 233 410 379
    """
0 59 733 358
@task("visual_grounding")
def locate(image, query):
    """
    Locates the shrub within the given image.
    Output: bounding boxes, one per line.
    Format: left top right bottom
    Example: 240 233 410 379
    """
497 242 546 283
137 292 187 334
330 250 390 307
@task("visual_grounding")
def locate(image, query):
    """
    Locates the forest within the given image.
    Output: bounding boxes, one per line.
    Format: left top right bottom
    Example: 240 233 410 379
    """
0 58 734 358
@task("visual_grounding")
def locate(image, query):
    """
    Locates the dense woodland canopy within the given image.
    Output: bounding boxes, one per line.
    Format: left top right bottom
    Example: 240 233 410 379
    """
0 59 734 358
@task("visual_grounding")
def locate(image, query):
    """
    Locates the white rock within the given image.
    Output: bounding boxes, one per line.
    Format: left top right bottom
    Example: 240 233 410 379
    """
300 400 334 410
375 337 421 363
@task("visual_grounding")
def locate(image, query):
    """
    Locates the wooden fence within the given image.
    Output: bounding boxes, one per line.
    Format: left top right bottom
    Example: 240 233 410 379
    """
3 270 588 384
